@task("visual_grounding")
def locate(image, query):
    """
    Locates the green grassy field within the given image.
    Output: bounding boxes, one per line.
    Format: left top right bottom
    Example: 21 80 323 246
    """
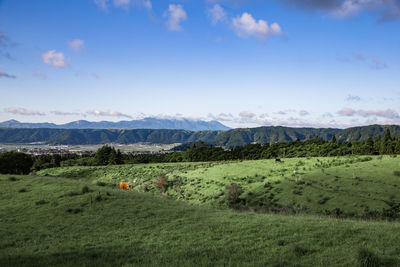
37 155 400 218
1 174 400 266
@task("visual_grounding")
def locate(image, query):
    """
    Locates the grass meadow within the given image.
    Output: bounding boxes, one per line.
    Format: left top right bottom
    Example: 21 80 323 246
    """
1 173 400 266
37 155 400 218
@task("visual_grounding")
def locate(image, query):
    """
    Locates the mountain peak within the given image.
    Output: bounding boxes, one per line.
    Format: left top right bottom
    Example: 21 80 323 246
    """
0 118 231 131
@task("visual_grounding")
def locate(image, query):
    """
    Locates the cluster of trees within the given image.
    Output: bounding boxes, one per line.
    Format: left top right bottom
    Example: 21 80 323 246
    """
54 146 124 167
1 129 399 174
0 152 34 174
130 129 400 163
0 146 124 174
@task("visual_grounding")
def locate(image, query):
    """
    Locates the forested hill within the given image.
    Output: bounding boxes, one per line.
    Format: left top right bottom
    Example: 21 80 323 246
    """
213 126 341 147
0 128 220 145
0 125 399 146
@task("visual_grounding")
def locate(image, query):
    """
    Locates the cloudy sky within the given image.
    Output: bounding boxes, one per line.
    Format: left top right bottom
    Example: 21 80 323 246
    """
0 0 399 128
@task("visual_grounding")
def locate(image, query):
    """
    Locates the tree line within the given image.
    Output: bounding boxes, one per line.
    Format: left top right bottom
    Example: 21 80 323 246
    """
1 129 399 174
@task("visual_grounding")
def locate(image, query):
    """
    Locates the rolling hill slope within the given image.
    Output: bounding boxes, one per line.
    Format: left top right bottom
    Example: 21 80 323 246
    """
1 174 400 266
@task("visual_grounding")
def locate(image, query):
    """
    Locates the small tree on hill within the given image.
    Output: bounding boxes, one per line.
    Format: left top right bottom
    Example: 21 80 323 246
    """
225 183 243 207
116 149 123 164
108 148 117 165
94 145 113 165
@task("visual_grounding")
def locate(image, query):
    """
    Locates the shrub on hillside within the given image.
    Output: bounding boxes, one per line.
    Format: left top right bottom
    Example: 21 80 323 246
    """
35 200 48 205
155 175 168 192
0 152 33 175
393 171 400 177
82 186 90 194
357 248 382 267
96 181 107 186
224 183 243 207
293 245 309 257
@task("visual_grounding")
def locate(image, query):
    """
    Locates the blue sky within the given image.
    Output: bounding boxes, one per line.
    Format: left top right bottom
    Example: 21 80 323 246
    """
0 0 399 128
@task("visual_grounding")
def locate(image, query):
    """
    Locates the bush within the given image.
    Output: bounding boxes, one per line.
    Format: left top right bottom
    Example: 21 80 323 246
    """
67 208 83 214
357 248 382 267
393 171 400 177
82 185 90 194
329 208 342 218
18 188 27 193
8 176 17 181
293 245 309 257
225 183 243 207
317 196 330 205
65 191 80 197
155 175 168 192
96 181 107 186
0 152 33 175
35 200 48 205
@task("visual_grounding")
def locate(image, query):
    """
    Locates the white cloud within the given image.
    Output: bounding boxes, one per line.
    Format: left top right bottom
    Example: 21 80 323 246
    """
118 0 152 9
143 0 152 9
86 110 132 119
0 72 16 79
232 12 282 39
337 107 399 119
207 113 234 122
280 0 396 20
114 0 131 8
357 109 399 119
208 4 227 24
95 0 151 10
42 50 67 68
68 39 85 53
299 110 310 116
331 0 366 17
337 107 356 116
51 111 81 116
165 4 187 31
322 112 334 118
94 0 108 10
4 107 45 116
346 94 361 101
239 111 256 118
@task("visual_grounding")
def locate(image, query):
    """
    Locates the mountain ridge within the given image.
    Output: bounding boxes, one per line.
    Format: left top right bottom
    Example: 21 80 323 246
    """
0 124 399 146
0 118 231 131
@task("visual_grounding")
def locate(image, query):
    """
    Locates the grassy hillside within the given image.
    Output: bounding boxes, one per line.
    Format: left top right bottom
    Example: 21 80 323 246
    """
1 174 400 266
37 155 400 218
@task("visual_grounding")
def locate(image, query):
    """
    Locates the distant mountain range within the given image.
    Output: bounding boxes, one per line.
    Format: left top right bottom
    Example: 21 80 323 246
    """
0 118 231 131
0 124 399 147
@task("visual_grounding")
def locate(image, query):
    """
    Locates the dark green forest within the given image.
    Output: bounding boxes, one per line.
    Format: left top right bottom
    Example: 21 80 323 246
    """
1 124 400 146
